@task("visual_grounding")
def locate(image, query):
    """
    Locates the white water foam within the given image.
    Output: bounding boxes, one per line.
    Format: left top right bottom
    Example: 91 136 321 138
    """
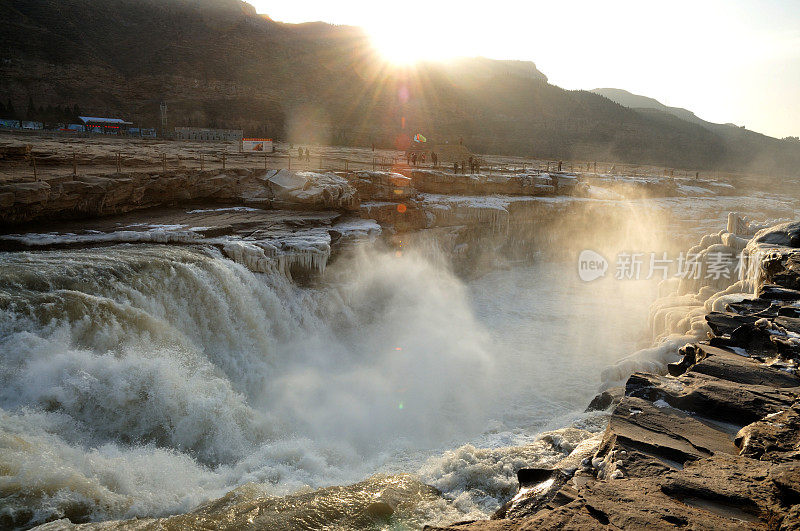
0 243 646 528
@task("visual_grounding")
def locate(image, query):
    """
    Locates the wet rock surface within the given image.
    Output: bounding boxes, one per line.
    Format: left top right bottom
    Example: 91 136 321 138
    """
428 220 800 530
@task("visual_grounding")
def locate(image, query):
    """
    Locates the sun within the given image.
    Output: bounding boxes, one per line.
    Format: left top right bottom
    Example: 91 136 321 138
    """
369 31 428 65
367 27 455 65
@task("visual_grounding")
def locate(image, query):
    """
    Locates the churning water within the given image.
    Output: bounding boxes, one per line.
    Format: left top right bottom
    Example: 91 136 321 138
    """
0 241 652 528
5 189 797 529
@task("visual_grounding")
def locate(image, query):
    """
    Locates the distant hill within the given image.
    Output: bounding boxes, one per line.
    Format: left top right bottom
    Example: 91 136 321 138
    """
590 88 705 125
590 88 800 175
1 0 798 175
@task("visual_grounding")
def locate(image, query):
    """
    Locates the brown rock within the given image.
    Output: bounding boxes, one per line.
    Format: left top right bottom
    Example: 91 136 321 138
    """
626 371 800 425
736 403 800 460
348 171 416 201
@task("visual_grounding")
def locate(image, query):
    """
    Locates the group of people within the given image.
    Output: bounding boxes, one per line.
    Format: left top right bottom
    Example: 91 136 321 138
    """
407 151 439 167
297 147 311 161
405 151 481 174
407 151 444 168
453 156 479 174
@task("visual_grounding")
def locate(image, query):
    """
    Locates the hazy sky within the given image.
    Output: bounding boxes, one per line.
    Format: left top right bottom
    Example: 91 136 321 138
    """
249 0 799 139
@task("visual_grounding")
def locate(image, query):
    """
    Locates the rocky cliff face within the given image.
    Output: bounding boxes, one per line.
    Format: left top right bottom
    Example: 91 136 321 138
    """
0 168 364 225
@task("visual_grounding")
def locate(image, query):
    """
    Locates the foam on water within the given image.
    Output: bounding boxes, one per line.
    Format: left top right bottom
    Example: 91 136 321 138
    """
3 189 798 528
0 242 646 528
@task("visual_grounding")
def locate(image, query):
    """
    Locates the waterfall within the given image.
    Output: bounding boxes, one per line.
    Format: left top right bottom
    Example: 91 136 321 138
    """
0 244 500 527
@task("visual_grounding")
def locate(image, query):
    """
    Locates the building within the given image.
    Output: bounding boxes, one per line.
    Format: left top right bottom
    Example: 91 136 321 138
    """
128 127 157 139
79 116 133 134
175 127 243 142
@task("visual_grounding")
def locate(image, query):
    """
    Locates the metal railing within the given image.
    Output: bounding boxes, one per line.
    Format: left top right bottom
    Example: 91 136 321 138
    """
1 146 719 184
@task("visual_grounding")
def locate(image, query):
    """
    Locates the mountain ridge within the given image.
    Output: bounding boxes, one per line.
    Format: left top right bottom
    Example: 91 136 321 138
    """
1 0 798 175
590 88 706 125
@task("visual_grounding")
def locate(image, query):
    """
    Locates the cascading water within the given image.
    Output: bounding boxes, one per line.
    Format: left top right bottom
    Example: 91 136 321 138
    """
3 190 798 529
0 240 648 529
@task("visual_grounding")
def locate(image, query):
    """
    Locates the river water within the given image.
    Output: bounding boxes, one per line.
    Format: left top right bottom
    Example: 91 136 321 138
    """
1 191 797 529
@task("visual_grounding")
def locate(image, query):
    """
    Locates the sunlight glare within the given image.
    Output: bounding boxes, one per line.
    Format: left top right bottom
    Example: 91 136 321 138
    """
368 27 453 65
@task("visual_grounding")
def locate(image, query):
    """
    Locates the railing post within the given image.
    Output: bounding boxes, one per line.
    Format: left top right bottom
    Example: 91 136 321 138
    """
72 151 77 176
32 155 38 181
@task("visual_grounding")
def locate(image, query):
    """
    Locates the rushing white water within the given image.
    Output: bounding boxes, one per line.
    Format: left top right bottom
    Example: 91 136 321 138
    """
3 191 797 529
0 241 648 528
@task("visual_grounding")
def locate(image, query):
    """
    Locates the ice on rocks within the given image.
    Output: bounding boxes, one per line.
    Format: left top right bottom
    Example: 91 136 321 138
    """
0 228 203 246
223 231 331 278
418 194 514 230
222 219 380 278
599 212 787 388
265 169 358 210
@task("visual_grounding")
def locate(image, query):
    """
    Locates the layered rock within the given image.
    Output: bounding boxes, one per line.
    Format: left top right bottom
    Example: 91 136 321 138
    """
0 169 360 225
410 169 580 196
347 170 416 201
265 169 359 211
0 205 380 281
